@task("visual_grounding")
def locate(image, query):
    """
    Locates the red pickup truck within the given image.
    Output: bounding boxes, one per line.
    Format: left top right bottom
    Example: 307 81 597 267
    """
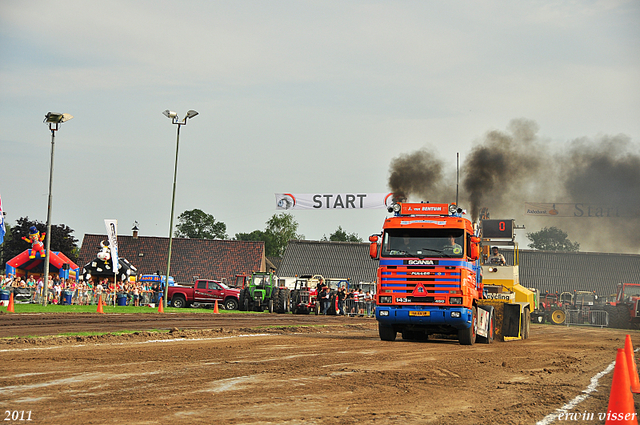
168 279 240 310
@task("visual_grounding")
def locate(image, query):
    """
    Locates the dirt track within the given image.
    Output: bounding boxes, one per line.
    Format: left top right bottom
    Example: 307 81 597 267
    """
0 313 638 424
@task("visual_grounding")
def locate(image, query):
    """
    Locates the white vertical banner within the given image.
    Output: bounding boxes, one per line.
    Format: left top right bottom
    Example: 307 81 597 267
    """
104 219 119 274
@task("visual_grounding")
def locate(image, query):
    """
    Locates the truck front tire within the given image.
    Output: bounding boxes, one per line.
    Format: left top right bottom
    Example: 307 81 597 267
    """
458 306 477 345
224 298 239 311
379 323 397 341
172 296 187 309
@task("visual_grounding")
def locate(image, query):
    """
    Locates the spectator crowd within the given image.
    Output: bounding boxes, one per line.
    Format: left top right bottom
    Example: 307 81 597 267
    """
0 273 164 306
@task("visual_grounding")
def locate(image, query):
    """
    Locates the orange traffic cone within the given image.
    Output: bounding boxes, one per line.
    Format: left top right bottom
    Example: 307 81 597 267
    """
213 300 220 314
605 348 637 425
158 297 164 313
96 295 104 314
7 292 14 313
624 335 640 394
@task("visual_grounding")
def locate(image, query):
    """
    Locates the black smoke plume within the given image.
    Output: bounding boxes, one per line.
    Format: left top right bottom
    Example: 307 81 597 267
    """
387 119 640 253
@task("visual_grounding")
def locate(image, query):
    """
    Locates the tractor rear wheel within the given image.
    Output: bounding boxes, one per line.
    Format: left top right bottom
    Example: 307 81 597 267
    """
550 309 566 325
238 289 246 311
615 304 631 329
277 288 290 313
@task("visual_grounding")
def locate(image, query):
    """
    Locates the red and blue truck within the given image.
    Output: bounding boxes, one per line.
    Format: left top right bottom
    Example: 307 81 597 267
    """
369 201 531 345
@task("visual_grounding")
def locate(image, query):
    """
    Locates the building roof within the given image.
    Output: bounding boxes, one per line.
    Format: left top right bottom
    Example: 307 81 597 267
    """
79 234 265 285
503 249 640 296
278 240 377 284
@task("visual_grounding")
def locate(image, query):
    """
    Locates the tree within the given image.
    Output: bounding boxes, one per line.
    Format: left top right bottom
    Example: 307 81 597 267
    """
235 230 277 255
321 226 363 242
526 226 580 252
0 217 79 269
235 213 304 257
264 213 304 256
175 209 228 239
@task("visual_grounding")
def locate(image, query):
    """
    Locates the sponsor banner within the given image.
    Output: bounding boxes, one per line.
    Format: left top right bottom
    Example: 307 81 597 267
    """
104 219 119 272
525 202 640 218
275 193 393 210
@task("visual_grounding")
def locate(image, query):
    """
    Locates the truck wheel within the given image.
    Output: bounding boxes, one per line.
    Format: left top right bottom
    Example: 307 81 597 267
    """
224 298 239 311
550 309 566 325
458 306 477 345
522 308 531 339
172 296 186 309
379 323 396 341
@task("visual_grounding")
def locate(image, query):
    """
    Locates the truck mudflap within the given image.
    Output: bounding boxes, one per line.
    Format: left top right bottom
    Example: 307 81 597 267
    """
376 306 473 331
476 306 492 340
478 300 530 341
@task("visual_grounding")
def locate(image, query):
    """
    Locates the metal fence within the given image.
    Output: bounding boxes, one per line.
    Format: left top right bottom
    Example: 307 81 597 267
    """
344 299 375 317
565 309 609 328
1 287 162 307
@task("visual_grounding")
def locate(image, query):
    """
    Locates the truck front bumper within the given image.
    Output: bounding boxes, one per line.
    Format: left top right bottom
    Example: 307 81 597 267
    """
376 306 473 331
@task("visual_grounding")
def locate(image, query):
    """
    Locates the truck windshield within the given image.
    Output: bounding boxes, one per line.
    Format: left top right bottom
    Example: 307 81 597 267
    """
382 229 465 258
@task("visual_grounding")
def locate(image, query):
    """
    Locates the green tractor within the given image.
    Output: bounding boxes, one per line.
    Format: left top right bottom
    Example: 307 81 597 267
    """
239 272 290 313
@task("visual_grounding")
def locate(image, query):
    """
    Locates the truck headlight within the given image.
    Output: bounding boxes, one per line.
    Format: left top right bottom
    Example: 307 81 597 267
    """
451 311 461 318
379 310 389 316
450 297 462 304
379 296 392 304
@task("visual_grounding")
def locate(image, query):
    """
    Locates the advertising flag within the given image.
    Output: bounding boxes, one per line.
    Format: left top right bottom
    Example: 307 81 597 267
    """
104 219 119 272
275 193 393 210
0 194 5 245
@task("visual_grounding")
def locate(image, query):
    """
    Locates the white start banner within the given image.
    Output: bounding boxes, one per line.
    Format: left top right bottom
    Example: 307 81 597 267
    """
275 193 394 210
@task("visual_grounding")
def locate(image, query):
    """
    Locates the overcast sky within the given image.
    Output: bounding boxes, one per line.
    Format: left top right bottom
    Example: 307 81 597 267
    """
1 0 639 251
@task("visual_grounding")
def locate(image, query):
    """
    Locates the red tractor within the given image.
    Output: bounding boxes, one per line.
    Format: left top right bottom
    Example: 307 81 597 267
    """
537 292 566 325
290 275 321 314
604 283 640 329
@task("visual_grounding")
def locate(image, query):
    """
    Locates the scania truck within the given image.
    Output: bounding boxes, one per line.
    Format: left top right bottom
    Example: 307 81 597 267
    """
369 201 531 345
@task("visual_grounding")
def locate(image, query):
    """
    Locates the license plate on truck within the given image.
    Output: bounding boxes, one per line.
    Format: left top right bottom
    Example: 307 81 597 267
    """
409 311 430 316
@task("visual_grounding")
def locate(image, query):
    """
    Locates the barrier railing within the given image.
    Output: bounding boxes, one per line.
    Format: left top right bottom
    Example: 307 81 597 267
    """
344 299 375 317
565 309 609 328
1 287 163 307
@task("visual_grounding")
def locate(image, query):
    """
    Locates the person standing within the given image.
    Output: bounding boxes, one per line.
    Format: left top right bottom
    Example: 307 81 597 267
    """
321 286 330 315
364 291 373 317
352 288 360 316
337 286 346 315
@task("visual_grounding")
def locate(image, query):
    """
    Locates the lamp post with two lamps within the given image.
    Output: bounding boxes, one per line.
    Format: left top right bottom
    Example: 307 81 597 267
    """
42 112 73 306
162 109 198 308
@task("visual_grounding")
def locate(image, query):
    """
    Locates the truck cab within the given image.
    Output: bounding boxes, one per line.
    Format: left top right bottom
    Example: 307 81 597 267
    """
371 202 484 345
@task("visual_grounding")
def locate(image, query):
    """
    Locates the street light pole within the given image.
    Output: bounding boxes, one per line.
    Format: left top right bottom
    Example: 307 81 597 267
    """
162 110 198 308
42 112 73 306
